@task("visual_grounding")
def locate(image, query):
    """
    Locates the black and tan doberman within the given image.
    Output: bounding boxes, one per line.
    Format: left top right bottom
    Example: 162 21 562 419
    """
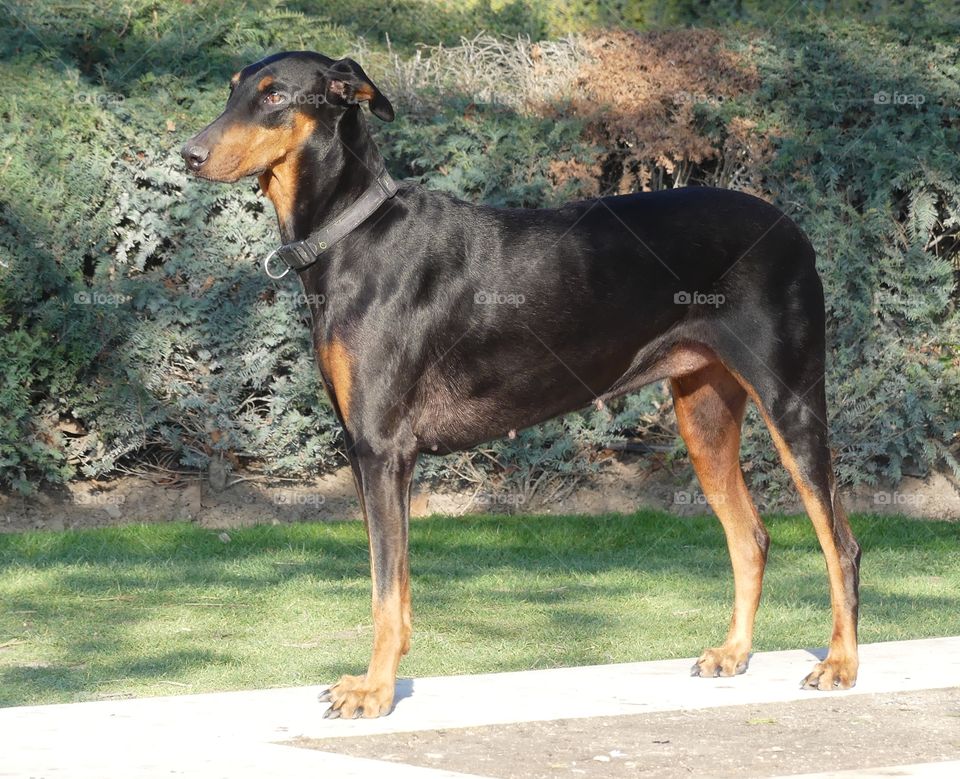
181 51 861 718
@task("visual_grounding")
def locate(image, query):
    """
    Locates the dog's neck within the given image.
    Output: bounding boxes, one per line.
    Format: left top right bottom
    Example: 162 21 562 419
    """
259 108 385 245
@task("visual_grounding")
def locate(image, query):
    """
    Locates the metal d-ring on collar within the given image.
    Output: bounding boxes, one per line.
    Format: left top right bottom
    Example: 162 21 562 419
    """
262 168 399 279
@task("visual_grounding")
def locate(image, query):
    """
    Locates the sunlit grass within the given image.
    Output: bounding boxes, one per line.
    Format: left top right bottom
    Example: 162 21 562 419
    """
1 513 957 706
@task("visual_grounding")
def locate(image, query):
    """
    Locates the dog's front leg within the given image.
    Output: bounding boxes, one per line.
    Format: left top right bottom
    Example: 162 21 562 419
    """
320 445 416 718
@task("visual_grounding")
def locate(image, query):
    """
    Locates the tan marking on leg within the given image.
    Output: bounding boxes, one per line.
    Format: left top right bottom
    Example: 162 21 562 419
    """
672 362 768 677
399 569 412 656
317 336 354 425
327 579 405 719
370 580 405 683
729 370 859 689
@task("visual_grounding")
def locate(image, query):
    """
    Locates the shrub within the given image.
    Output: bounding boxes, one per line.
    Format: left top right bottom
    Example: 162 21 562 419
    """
0 1 358 490
740 21 960 486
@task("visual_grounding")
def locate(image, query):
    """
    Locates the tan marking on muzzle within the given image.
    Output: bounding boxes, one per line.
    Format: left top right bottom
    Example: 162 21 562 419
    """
201 114 316 183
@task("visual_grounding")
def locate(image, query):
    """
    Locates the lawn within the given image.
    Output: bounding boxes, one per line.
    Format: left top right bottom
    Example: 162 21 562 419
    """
0 512 957 707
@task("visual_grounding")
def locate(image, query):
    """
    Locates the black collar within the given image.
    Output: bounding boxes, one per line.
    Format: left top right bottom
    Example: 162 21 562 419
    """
263 169 399 279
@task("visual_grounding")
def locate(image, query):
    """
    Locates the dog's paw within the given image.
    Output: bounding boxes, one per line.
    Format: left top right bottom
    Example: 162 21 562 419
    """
690 645 750 678
318 674 395 719
801 657 857 690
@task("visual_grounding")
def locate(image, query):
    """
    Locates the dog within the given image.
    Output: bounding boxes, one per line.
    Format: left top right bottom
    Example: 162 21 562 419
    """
181 51 861 718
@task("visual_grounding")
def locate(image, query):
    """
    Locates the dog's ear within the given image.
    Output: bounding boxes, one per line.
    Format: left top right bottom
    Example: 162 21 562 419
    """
325 58 395 122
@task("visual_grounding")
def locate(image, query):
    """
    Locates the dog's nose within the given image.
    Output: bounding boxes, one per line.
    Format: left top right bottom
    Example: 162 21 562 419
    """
180 143 209 171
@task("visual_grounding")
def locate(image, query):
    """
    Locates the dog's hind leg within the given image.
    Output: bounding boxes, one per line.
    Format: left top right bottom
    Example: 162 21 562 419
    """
671 361 770 677
686 237 859 689
699 289 859 687
745 373 861 689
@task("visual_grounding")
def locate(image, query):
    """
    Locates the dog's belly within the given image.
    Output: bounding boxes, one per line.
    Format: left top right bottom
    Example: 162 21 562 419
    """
414 385 597 452
410 338 620 451
411 336 714 453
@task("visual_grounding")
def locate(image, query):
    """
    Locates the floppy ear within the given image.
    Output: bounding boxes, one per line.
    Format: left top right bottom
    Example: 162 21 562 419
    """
325 58 395 122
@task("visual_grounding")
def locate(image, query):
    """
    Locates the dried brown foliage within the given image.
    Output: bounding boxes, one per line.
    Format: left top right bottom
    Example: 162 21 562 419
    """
563 29 772 193
371 30 771 197
547 157 602 197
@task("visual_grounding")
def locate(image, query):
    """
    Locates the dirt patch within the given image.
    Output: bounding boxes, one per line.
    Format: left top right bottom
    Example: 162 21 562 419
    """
1 455 957 533
0 466 358 533
291 687 960 779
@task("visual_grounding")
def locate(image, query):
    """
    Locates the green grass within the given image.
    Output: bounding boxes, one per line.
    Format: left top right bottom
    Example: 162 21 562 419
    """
0 512 957 707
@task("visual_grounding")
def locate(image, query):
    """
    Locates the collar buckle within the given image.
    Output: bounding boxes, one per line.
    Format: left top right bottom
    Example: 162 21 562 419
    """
262 248 291 280
276 241 315 268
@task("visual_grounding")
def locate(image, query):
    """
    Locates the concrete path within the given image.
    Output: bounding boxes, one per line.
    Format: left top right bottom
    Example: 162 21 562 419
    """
1 637 958 778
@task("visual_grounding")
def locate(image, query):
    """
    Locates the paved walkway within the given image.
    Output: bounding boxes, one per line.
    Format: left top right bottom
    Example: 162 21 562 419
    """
1 637 958 778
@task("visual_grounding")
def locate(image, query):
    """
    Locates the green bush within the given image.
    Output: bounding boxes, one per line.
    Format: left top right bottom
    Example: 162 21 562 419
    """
737 21 960 486
0 1 358 490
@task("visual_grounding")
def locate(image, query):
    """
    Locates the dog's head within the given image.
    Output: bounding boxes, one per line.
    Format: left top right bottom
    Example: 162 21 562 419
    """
180 51 394 182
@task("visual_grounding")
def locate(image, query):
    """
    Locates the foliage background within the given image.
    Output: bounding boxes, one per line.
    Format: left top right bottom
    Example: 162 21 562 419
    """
1 1 958 501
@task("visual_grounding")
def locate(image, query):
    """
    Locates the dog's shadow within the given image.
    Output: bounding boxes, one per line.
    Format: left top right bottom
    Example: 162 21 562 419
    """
392 678 415 710
390 649 832 708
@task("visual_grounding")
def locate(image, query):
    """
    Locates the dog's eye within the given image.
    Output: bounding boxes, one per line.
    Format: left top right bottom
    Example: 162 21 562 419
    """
263 91 286 105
